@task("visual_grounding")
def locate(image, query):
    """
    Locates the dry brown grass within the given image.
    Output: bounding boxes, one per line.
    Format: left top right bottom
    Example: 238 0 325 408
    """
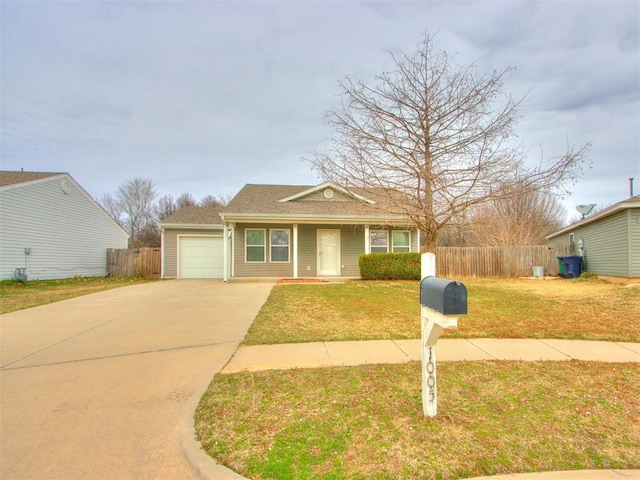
0 277 155 314
196 361 640 479
244 278 640 345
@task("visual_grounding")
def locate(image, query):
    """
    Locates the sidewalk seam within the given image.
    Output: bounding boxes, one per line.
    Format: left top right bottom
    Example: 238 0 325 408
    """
466 339 497 359
321 342 332 365
539 339 573 360
617 342 640 355
391 340 412 360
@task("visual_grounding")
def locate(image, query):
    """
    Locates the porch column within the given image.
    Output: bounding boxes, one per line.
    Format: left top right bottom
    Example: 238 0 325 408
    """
364 225 371 254
293 223 298 278
293 224 298 278
223 223 229 282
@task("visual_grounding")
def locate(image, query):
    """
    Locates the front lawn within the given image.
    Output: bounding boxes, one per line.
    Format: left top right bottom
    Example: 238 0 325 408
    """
196 361 640 480
243 278 640 344
0 276 155 314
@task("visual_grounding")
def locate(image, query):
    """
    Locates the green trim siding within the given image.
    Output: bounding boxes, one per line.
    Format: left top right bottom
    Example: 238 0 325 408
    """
580 213 628 276
630 209 640 277
547 210 637 277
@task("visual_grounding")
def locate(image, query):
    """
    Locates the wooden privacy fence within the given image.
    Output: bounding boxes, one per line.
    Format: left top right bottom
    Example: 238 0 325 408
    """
107 248 161 278
435 245 573 278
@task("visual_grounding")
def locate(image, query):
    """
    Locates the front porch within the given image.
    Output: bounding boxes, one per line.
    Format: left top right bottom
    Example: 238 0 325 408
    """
222 223 419 282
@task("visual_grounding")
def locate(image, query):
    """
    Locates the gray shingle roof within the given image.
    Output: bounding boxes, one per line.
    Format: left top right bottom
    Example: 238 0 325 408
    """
0 171 65 187
221 183 408 221
161 206 223 225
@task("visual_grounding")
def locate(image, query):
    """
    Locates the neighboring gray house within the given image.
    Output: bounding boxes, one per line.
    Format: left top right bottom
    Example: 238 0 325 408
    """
220 183 418 281
160 206 224 279
546 195 640 281
0 171 129 280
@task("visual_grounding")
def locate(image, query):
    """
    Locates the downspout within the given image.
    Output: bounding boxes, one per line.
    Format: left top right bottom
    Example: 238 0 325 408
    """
293 224 298 278
160 226 165 279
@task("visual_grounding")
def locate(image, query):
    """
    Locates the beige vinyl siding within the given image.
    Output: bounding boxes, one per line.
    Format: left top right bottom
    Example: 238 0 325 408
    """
629 209 640 277
297 189 353 202
0 175 128 280
162 228 223 278
233 224 294 277
297 224 318 276
232 223 417 278
341 225 365 276
412 230 419 251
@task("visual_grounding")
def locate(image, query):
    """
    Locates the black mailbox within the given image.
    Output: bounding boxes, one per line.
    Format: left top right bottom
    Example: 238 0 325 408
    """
420 276 467 315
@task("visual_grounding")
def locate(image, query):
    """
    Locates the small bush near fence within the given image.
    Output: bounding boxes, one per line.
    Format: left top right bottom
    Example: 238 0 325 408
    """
359 253 421 280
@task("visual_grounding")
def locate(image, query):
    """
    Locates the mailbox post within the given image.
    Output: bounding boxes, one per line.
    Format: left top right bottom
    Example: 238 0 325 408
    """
420 253 467 417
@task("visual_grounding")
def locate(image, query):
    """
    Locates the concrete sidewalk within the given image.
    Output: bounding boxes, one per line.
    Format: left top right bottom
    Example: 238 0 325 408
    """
214 338 640 480
216 338 640 480
221 338 640 373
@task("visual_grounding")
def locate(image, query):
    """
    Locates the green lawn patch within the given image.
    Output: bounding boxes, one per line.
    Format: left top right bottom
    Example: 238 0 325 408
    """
0 276 155 314
196 361 640 480
243 278 640 344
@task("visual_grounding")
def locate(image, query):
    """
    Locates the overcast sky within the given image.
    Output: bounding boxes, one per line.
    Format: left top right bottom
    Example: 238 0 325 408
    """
2 0 639 222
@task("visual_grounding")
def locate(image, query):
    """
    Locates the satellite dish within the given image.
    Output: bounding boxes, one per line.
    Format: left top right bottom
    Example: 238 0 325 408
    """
576 204 596 218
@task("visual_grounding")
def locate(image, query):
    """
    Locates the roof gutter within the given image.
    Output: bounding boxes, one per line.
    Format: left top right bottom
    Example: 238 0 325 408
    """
220 213 414 226
546 198 639 239
160 223 223 230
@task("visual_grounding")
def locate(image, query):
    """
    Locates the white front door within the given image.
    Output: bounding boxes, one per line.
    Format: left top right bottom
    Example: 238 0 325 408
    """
317 229 340 276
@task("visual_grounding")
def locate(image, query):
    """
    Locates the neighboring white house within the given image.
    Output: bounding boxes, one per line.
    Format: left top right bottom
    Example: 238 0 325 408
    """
0 171 129 280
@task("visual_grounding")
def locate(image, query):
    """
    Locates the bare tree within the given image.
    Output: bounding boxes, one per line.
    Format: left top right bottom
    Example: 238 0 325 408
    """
176 192 197 210
136 223 161 248
100 177 157 247
200 194 231 208
155 194 178 222
308 33 590 252
467 188 565 246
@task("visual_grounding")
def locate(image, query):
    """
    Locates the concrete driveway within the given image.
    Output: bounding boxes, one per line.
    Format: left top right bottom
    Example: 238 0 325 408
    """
0 280 273 480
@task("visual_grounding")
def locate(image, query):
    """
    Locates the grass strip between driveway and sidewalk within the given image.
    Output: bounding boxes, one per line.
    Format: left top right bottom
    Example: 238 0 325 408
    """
3 275 638 478
243 278 640 345
0 276 155 315
196 361 640 480
197 277 640 479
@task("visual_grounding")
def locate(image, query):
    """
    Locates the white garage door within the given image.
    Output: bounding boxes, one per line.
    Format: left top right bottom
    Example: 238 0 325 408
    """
179 236 224 279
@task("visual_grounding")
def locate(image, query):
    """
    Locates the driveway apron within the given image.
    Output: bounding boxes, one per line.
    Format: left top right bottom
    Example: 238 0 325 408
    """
0 280 273 480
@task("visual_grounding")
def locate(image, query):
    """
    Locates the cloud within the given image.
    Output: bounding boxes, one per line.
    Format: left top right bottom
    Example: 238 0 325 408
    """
1 0 638 215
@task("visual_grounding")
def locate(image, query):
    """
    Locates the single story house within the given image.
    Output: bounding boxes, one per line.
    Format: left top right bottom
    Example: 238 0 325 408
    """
159 182 419 280
0 171 129 280
546 194 640 281
224 182 419 280
160 206 224 279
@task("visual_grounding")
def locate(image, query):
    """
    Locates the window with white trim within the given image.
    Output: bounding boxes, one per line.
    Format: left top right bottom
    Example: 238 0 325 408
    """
392 231 411 252
270 229 290 262
370 230 388 253
245 229 266 262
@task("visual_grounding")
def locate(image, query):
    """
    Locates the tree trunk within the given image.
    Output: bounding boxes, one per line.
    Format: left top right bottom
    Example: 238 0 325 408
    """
420 229 437 253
